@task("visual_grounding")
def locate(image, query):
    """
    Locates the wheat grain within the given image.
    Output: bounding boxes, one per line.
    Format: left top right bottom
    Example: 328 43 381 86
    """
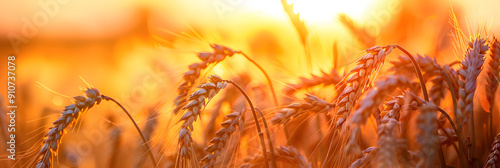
200 111 242 168
334 45 396 129
174 45 235 114
272 94 334 125
240 146 311 168
484 134 500 168
36 88 103 168
177 75 227 167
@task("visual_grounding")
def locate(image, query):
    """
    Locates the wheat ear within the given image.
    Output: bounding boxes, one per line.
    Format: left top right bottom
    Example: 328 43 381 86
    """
381 91 423 120
486 37 500 143
458 37 488 162
484 134 500 168
177 75 227 167
200 111 243 168
416 103 439 168
346 75 411 155
174 45 235 114
174 46 278 114
240 146 311 168
283 69 342 96
36 88 102 168
272 94 334 125
375 118 400 168
225 81 277 168
337 13 375 48
334 45 396 128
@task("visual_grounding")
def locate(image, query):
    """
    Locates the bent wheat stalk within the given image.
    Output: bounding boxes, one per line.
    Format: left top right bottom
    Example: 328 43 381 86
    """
224 80 277 168
174 45 278 114
103 96 158 167
235 51 278 106
36 88 157 168
174 45 235 114
35 88 103 168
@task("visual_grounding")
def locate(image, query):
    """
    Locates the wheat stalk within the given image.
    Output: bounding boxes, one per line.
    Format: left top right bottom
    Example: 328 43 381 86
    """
240 146 311 168
177 75 227 167
334 45 396 128
108 127 122 168
390 54 447 104
36 88 103 168
390 54 441 80
136 109 159 167
272 94 334 125
174 45 235 114
484 134 500 168
200 111 243 168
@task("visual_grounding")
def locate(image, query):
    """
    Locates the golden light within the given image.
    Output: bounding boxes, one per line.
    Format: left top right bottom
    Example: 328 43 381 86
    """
286 0 376 22
245 0 376 24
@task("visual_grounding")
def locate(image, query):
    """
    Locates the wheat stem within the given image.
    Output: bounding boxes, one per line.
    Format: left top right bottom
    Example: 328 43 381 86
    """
395 45 429 101
236 51 278 106
102 96 157 167
225 80 277 168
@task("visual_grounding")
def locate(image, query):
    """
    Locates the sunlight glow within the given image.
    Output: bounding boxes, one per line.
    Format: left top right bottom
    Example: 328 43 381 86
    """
287 0 375 22
244 0 376 24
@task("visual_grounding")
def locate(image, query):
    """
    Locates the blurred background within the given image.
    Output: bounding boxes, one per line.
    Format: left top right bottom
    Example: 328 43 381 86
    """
0 0 500 167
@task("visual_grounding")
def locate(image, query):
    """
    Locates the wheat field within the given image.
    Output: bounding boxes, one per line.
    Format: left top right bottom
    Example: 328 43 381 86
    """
1 0 500 168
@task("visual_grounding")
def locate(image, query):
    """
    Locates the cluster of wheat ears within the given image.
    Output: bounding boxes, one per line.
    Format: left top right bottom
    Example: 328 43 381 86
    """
23 3 500 168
